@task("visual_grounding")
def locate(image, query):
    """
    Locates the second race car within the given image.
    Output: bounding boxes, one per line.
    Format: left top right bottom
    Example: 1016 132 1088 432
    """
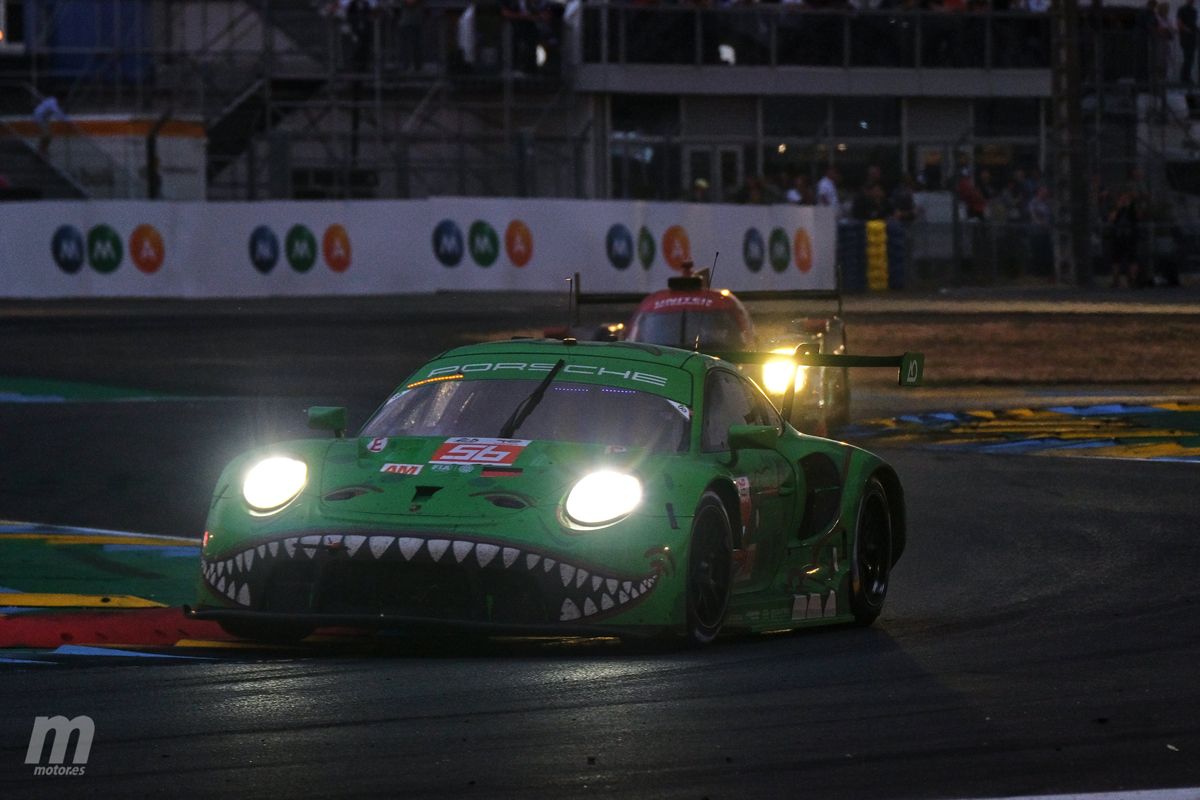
572 263 851 435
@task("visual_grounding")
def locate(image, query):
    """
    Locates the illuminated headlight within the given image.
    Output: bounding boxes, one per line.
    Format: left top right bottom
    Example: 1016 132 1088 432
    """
763 348 808 395
564 471 642 527
242 456 307 512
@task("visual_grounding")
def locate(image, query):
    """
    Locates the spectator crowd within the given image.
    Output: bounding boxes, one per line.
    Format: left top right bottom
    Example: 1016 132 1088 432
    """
683 160 1183 288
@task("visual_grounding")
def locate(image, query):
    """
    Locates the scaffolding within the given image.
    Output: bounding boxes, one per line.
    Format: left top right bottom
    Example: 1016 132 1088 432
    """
0 0 591 200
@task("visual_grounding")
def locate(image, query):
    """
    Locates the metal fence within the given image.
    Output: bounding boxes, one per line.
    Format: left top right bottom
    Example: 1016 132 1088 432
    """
854 218 1192 290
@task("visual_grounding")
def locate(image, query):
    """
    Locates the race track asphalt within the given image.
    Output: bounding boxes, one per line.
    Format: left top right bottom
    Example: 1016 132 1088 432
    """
0 290 1198 799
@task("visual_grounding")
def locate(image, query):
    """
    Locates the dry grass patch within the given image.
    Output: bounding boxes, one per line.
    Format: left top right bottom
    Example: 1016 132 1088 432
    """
843 316 1200 385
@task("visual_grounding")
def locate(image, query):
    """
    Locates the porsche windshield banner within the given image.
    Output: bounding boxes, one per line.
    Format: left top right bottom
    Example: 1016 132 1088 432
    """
0 199 836 299
415 357 692 401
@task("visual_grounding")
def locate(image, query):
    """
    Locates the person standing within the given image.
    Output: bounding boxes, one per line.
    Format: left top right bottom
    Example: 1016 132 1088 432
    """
816 165 840 209
1028 186 1054 276
32 94 67 155
890 173 921 223
1154 2 1176 84
1179 0 1198 83
786 173 815 205
1107 190 1142 289
398 0 425 72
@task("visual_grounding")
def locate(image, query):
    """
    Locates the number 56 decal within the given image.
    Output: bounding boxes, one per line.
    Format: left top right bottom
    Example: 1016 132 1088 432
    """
431 437 531 465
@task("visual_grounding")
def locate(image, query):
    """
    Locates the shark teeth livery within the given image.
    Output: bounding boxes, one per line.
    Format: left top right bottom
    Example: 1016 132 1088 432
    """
200 532 660 622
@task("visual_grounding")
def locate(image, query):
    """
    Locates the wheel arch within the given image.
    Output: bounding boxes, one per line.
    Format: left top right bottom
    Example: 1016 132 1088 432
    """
705 479 743 548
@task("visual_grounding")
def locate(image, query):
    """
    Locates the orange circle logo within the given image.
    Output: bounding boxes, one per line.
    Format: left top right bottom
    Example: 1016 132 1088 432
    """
129 224 165 274
323 224 352 272
505 220 533 267
793 228 813 273
661 225 691 271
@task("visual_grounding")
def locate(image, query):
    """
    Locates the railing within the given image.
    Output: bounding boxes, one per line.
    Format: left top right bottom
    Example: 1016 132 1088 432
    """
1 1 568 114
0 81 139 198
847 218 1193 289
579 5 1052 71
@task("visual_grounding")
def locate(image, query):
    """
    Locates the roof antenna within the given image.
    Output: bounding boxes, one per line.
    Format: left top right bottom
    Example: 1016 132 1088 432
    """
695 252 719 290
568 272 580 328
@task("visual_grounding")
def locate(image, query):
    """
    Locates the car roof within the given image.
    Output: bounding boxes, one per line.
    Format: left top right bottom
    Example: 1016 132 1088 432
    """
414 340 716 404
437 338 708 370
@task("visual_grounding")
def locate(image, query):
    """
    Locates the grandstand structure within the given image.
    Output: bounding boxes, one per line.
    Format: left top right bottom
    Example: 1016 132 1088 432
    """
0 1 1196 281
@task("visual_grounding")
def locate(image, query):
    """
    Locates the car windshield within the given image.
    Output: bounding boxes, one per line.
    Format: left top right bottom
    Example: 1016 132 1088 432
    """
630 309 744 350
361 378 691 453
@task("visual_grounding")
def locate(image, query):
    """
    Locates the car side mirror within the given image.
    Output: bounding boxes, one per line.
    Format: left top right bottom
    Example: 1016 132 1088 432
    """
308 406 347 438
728 423 778 452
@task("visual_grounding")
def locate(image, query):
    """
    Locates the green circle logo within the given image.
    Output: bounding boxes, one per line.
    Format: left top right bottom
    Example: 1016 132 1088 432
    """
637 227 656 270
768 227 791 273
286 225 317 272
88 224 123 273
468 221 499 267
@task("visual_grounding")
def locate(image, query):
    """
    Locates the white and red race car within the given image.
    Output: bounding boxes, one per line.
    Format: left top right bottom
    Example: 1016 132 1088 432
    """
568 264 851 435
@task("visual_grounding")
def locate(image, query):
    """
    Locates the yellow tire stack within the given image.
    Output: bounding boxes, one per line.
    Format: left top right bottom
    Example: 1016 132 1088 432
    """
866 220 888 291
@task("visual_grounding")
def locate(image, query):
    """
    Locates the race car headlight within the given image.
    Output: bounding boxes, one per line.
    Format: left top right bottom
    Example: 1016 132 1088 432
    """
242 456 307 512
564 471 642 527
763 349 808 395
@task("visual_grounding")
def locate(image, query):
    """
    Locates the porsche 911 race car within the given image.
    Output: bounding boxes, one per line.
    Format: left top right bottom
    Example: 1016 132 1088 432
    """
572 265 851 434
187 339 923 645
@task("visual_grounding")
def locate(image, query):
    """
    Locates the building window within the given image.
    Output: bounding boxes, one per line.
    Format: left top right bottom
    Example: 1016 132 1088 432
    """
832 98 901 138
612 95 680 137
975 99 1042 138
610 139 681 201
763 97 829 139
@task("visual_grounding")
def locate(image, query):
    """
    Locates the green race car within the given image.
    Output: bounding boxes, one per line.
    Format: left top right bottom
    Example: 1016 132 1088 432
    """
187 339 922 645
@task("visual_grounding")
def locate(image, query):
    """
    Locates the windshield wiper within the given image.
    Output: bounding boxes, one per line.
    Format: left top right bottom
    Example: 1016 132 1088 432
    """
497 359 566 439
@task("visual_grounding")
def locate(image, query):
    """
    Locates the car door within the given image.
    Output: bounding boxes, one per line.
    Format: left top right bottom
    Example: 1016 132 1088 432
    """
701 369 795 595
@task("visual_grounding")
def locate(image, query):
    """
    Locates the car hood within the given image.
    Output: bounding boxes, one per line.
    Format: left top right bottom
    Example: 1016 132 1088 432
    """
314 435 658 521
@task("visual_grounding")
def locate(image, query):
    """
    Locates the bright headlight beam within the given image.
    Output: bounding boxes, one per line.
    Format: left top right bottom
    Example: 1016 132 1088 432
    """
565 471 642 527
763 359 797 395
763 348 808 395
242 456 307 512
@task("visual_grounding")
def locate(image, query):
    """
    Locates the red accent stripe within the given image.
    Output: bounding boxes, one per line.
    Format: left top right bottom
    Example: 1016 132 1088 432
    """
0 607 230 648
481 469 522 478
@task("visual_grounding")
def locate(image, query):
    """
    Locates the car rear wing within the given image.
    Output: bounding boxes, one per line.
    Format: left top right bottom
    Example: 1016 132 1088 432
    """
713 350 926 388
714 348 924 425
568 272 843 325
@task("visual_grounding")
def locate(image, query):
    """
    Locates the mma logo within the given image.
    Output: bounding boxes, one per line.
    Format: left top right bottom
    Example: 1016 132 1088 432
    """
25 715 94 776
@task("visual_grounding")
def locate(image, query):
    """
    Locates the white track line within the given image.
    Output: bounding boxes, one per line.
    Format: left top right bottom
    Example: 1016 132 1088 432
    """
951 789 1200 800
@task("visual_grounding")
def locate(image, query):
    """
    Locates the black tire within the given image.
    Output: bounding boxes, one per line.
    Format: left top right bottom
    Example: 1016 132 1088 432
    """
849 476 892 627
685 491 734 645
218 619 313 643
